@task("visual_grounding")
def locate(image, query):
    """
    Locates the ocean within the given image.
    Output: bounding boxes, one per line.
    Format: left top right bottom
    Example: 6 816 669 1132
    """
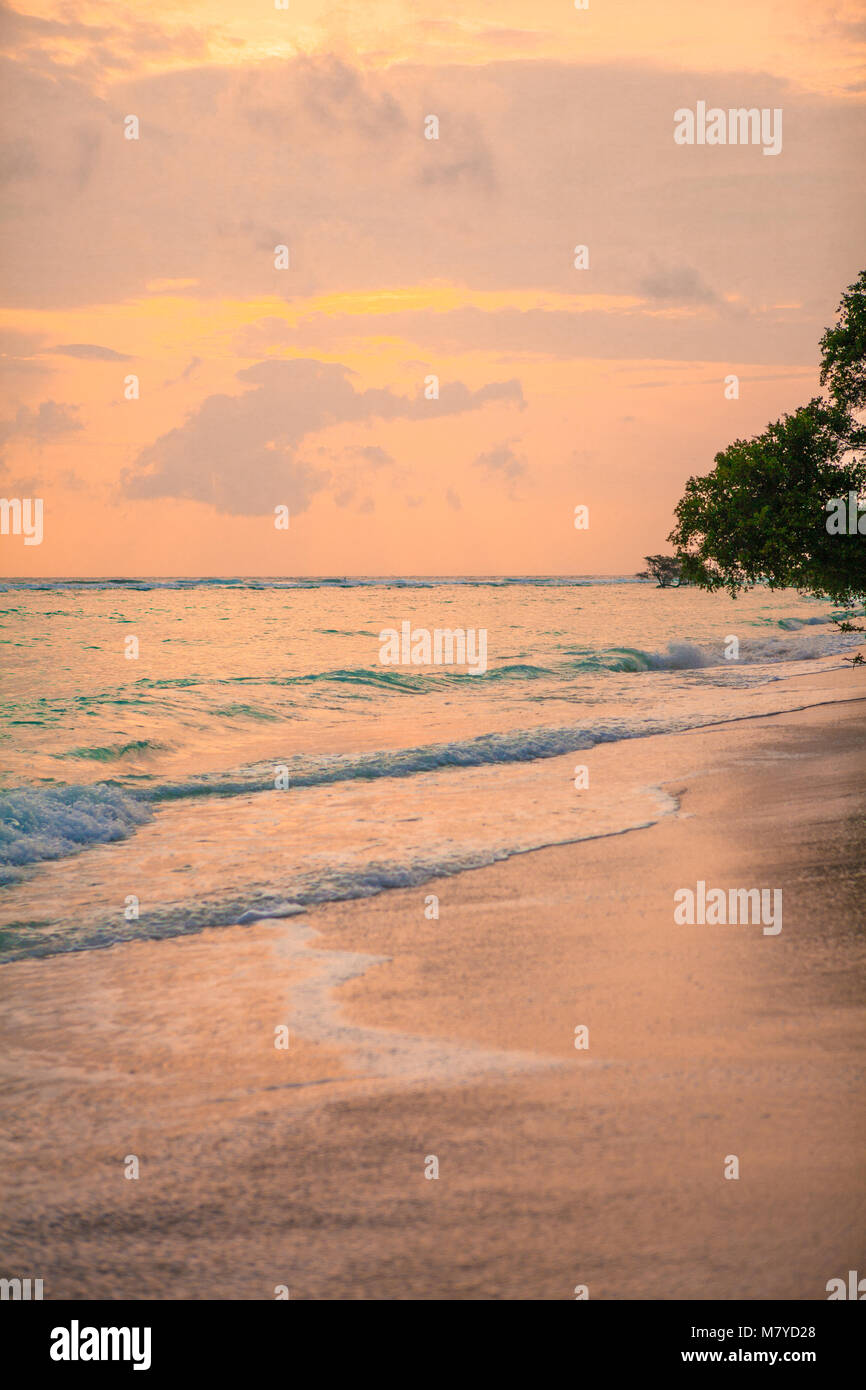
0 577 858 962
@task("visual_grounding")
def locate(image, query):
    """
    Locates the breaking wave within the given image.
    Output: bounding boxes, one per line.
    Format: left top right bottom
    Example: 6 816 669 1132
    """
0 785 152 883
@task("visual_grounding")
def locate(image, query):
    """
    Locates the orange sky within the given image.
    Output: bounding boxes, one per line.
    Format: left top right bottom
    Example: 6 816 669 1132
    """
0 0 864 576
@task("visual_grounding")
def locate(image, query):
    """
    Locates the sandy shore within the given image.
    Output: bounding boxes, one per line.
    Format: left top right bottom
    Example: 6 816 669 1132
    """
1 672 865 1300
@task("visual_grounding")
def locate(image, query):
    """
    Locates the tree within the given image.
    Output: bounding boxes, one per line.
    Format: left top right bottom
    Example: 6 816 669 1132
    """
636 554 683 587
820 268 866 411
669 271 866 607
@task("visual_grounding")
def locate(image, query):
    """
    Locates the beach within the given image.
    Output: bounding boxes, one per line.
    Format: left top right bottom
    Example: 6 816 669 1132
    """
2 670 864 1300
2 0 865 1328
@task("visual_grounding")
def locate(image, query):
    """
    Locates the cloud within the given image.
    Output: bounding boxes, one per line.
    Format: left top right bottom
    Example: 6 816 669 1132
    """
638 265 718 304
274 300 822 364
161 355 203 387
473 441 527 487
6 466 87 491
834 17 866 43
0 357 51 384
346 444 394 467
417 151 496 191
0 2 207 80
0 327 44 356
0 399 82 454
0 4 111 49
4 51 860 336
56 468 85 490
45 343 132 361
0 327 52 383
122 358 524 515
329 443 401 501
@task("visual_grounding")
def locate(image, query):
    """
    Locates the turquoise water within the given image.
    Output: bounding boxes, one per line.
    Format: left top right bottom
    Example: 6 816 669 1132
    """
0 578 857 960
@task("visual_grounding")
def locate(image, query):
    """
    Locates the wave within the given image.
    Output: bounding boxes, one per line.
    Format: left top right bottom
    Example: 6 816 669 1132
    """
297 666 441 692
0 716 672 883
750 614 834 631
136 699 790 804
315 632 856 683
55 739 166 761
0 809 674 962
0 574 643 593
0 718 686 886
294 662 557 690
119 632 856 701
210 704 280 721
571 632 857 673
1 625 857 883
0 785 152 883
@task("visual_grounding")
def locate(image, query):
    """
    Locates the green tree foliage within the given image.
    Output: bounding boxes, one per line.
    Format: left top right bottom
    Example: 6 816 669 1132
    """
820 268 866 411
669 272 866 605
636 555 682 587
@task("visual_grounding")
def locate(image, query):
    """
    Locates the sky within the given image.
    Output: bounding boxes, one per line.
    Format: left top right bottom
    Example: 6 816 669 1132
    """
0 0 864 577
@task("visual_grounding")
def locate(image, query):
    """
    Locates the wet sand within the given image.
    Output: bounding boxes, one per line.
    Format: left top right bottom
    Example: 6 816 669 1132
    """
1 680 865 1299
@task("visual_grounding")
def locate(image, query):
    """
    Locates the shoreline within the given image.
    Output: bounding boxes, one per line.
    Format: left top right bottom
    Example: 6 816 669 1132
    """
1 674 864 1298
2 667 863 967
